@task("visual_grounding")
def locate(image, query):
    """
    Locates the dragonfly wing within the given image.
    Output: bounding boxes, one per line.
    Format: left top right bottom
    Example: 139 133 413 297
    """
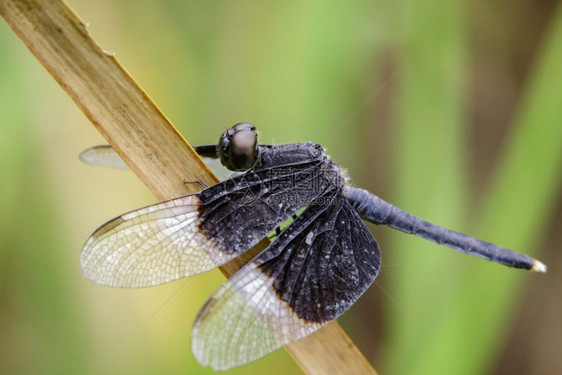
79 144 239 179
191 190 381 370
80 159 326 288
79 145 130 170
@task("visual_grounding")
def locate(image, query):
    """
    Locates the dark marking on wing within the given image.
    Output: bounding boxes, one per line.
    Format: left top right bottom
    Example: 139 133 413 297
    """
195 143 339 257
258 188 381 322
191 188 381 369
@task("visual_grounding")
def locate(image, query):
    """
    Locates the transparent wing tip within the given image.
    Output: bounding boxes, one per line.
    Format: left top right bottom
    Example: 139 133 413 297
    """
532 259 547 273
79 145 130 170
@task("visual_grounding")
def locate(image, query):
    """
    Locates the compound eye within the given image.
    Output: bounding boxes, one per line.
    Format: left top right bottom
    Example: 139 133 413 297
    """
218 123 258 171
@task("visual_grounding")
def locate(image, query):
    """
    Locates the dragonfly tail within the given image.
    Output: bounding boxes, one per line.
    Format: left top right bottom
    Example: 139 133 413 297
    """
345 186 546 272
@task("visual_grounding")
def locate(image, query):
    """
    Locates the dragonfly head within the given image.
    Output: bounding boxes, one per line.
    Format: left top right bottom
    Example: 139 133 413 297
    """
219 123 259 171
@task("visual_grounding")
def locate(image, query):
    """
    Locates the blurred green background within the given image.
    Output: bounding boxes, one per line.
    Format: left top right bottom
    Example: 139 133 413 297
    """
1 1 561 374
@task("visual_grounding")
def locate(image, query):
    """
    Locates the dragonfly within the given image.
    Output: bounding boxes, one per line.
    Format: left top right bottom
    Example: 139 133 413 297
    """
80 123 546 370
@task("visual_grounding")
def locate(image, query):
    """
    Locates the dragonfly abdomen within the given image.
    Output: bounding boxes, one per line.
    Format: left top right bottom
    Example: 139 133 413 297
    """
344 186 545 272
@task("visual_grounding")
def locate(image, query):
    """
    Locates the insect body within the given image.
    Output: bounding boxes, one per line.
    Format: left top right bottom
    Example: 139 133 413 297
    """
80 123 546 370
